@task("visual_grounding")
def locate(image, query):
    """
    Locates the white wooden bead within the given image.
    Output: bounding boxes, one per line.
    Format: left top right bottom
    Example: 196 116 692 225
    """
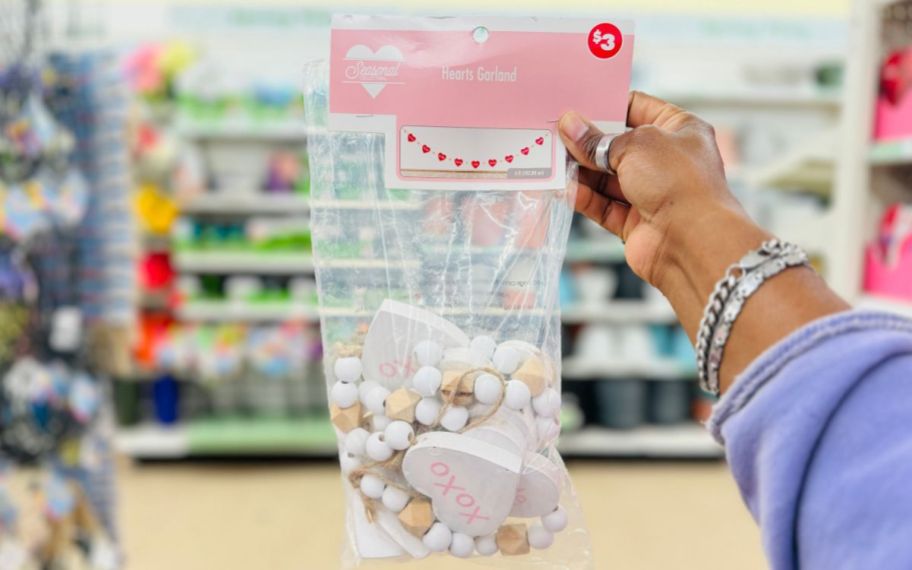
364 386 390 416
339 452 361 474
415 398 441 426
440 406 469 432
414 340 443 367
381 486 411 513
371 414 392 432
475 535 498 556
358 380 381 405
360 474 386 500
532 388 561 418
449 533 474 558
331 381 359 409
494 346 524 375
344 428 370 457
470 335 497 361
536 417 560 443
527 524 554 549
366 432 394 462
384 421 414 451
422 522 453 552
334 356 363 383
504 380 532 410
542 506 568 533
473 373 503 405
412 366 442 397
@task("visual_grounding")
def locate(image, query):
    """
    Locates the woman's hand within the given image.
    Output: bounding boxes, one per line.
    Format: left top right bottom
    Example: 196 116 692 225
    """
559 92 849 392
558 91 758 291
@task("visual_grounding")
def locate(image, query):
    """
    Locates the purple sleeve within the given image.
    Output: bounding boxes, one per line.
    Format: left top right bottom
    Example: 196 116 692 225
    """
708 311 912 570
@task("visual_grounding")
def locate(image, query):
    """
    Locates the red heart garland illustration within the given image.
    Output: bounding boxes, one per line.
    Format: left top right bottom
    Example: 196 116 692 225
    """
535 137 545 145
422 145 431 154
505 155 514 163
488 159 498 167
454 158 464 167
521 147 530 155
438 153 447 161
471 160 481 169
407 133 416 142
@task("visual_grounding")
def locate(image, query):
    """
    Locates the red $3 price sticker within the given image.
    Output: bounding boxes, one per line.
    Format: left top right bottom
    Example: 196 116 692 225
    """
588 22 623 60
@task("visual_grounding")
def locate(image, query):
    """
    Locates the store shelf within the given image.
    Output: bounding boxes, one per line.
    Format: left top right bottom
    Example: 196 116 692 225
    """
565 239 626 263
118 421 721 460
745 132 835 194
116 424 189 459
142 233 172 252
309 199 422 211
557 425 723 459
174 252 423 273
857 294 912 319
175 118 324 141
140 291 172 311
657 90 841 109
561 301 677 325
174 251 314 273
870 138 912 166
772 212 833 257
178 300 319 322
117 417 338 459
180 193 311 215
562 356 696 381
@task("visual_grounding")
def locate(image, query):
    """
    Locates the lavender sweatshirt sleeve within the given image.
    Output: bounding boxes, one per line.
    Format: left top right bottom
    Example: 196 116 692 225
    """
708 311 912 570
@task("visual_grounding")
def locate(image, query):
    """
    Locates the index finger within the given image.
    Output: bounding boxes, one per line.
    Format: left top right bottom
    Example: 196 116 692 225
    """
626 91 686 129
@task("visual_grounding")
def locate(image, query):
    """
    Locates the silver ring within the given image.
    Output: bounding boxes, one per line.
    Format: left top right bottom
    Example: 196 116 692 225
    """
595 134 617 175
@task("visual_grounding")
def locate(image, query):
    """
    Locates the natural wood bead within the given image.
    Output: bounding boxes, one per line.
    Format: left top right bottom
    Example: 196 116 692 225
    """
496 523 530 556
398 498 434 537
512 355 548 397
440 370 476 406
384 388 422 422
330 402 363 433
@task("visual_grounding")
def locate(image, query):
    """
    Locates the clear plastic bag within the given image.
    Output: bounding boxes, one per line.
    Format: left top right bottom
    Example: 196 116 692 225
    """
305 61 594 568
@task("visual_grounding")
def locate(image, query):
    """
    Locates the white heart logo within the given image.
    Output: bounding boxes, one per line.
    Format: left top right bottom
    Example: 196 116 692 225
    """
402 431 521 537
344 44 404 99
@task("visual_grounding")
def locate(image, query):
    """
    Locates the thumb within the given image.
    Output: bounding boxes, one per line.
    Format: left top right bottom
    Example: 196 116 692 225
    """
558 111 615 174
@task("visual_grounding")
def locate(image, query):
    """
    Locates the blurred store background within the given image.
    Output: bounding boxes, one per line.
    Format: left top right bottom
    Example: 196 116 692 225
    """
3 0 912 568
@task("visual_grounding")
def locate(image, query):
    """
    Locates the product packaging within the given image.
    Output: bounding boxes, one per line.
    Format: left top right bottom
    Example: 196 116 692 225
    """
303 15 634 567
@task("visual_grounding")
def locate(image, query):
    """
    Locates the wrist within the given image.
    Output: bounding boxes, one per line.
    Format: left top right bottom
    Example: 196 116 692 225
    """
658 206 770 297
650 205 772 346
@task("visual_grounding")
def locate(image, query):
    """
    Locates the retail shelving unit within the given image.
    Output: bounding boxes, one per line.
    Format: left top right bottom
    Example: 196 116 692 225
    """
829 0 912 319
117 11 854 462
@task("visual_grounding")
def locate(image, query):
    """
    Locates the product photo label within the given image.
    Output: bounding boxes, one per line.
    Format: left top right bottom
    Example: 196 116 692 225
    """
329 15 635 191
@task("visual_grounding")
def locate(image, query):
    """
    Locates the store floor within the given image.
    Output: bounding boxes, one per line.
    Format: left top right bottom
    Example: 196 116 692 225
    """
118 458 766 569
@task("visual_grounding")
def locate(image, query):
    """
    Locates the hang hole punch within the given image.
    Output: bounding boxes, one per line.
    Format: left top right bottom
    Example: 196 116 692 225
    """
472 26 490 44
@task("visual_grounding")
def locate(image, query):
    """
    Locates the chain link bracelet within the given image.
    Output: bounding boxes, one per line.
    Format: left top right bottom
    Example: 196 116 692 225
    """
695 240 810 396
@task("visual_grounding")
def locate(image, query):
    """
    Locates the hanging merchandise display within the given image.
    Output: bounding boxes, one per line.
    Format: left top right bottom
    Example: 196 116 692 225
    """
305 15 634 566
0 3 127 566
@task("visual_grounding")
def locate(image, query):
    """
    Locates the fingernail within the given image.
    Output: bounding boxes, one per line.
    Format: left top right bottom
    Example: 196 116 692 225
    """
561 113 589 142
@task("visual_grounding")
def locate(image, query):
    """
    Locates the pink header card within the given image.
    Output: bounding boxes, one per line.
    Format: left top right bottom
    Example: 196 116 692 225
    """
329 15 635 191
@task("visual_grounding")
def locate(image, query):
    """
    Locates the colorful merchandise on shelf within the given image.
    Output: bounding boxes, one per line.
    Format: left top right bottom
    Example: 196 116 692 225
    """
123 41 197 104
864 203 912 300
173 217 312 253
875 46 912 141
135 184 179 236
0 46 128 567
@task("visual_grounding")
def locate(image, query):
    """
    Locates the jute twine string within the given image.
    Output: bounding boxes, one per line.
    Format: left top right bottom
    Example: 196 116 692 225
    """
433 366 508 434
333 342 363 359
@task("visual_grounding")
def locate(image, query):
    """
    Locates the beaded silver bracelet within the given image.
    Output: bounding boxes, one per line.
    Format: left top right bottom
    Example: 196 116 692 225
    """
695 240 810 396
